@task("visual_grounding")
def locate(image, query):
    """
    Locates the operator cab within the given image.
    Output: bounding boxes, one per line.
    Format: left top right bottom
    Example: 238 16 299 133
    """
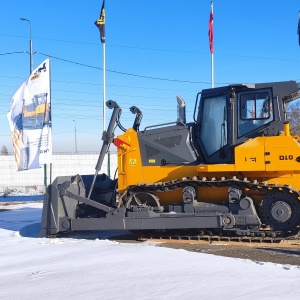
195 81 299 164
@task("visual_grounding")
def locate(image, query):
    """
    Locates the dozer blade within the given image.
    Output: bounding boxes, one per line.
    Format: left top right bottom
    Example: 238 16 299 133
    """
39 173 116 236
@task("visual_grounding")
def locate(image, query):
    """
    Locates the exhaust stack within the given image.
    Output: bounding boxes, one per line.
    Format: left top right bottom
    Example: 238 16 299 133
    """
176 94 186 124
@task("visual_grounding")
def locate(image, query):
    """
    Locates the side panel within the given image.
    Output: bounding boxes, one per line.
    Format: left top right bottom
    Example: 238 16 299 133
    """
265 136 300 171
235 137 266 171
138 124 198 166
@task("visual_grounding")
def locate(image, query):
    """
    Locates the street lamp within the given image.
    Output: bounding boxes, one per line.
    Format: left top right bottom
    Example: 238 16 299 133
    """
20 17 33 74
73 120 78 154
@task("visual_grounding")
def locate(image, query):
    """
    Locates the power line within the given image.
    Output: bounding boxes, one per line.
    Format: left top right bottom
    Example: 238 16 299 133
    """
4 50 297 87
0 93 193 108
0 78 197 93
37 52 214 84
0 51 27 56
0 33 98 46
2 33 300 62
0 50 214 84
77 130 102 135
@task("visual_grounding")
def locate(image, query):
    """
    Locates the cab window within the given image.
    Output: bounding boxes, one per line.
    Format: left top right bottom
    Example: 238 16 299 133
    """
238 91 273 137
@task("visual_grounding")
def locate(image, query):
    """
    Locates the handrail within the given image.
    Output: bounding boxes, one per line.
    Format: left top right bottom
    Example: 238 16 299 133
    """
193 92 201 122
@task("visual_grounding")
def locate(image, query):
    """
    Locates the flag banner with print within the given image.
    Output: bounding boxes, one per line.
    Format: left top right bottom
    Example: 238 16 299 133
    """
7 58 52 171
95 0 105 43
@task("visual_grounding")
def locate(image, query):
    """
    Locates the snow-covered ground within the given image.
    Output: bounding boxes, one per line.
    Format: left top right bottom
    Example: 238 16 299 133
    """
0 202 300 300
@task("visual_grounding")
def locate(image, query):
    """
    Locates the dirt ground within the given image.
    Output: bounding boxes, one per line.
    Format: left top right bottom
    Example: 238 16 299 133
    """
156 242 300 266
110 235 300 266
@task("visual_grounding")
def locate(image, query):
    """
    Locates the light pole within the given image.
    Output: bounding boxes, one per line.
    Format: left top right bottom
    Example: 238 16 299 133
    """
20 18 33 74
73 120 78 154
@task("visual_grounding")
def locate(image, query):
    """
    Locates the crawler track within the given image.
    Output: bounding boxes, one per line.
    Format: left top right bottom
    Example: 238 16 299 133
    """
123 176 300 242
127 175 300 196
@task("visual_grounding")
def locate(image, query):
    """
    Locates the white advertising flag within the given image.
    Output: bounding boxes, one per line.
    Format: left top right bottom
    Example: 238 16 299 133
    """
7 58 52 171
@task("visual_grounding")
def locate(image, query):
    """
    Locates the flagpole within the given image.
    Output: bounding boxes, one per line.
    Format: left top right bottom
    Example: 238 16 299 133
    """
103 41 106 131
211 2 214 88
298 11 300 46
94 0 110 180
95 0 106 132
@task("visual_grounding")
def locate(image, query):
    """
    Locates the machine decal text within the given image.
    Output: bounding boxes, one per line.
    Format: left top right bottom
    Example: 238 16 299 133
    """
279 155 293 160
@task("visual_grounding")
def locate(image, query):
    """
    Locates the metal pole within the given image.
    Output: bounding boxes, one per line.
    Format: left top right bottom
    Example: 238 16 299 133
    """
20 18 33 74
210 2 214 88
103 36 108 179
44 163 47 188
103 42 106 131
73 120 77 154
29 23 33 74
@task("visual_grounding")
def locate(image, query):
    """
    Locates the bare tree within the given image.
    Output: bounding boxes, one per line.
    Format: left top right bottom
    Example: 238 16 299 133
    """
1 146 9 155
286 101 300 136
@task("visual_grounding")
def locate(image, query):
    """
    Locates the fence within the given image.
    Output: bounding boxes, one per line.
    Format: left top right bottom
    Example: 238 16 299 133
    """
0 152 117 196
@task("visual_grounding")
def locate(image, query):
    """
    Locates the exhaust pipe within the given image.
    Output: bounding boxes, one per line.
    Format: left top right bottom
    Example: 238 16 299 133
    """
176 94 186 124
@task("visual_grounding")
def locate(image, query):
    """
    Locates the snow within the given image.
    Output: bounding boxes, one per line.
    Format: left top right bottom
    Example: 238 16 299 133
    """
0 203 300 300
0 186 45 197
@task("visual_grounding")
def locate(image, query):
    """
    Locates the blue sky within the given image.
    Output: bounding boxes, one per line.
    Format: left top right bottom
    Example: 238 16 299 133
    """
1 0 299 152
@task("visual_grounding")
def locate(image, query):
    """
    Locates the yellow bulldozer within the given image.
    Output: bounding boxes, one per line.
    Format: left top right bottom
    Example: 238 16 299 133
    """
40 80 300 239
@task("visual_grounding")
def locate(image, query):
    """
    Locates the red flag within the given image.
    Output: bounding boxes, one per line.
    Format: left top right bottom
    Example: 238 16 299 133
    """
208 10 214 53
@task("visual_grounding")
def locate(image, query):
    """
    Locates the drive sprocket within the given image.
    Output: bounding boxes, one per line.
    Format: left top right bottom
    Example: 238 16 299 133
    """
260 192 300 232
